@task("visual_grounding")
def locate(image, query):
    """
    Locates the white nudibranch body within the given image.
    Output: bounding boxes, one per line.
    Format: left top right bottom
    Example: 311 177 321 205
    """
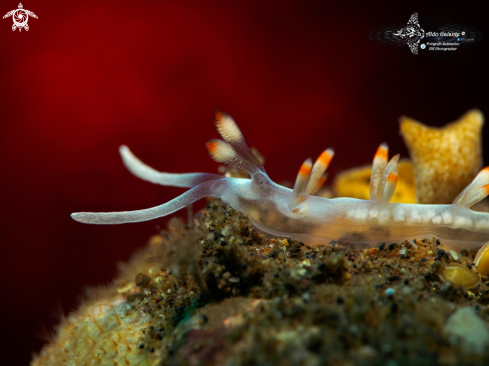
71 111 489 250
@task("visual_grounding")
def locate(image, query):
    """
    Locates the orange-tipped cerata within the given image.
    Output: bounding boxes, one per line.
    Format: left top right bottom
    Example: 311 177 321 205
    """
206 141 219 155
375 144 388 161
318 150 334 167
215 109 224 122
299 161 312 176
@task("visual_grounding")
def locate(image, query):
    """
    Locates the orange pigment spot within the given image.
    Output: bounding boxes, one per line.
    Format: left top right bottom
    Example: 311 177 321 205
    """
375 147 388 160
317 176 326 186
299 162 312 176
318 151 333 166
215 110 224 122
206 141 218 154
387 172 398 182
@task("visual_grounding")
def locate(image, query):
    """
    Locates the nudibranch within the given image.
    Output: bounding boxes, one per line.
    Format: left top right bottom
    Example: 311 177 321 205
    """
400 109 484 204
72 111 489 250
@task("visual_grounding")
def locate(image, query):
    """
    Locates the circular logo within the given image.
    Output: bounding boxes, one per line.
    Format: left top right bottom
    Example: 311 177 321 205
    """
13 9 28 27
420 44 426 49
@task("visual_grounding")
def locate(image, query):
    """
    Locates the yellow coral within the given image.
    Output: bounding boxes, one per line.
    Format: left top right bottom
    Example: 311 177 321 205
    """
400 109 484 204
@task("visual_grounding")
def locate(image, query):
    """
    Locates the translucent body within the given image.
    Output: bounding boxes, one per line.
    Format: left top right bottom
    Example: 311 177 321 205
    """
73 168 489 250
219 176 489 249
72 112 489 250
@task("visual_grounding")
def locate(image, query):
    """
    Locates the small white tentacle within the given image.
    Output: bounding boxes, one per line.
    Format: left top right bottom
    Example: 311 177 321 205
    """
71 179 225 224
120 145 222 188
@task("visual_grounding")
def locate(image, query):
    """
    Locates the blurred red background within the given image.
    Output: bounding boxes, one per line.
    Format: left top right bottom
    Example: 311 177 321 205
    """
0 1 487 364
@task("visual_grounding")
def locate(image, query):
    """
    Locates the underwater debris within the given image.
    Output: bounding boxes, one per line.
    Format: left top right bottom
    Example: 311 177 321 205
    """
400 109 484 204
474 242 489 276
439 263 481 289
444 307 489 355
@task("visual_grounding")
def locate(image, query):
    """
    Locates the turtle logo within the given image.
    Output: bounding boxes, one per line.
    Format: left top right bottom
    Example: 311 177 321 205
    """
3 3 37 32
392 12 425 55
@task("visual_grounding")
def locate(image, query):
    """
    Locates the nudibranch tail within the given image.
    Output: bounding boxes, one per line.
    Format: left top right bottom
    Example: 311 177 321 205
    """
71 179 226 225
370 143 388 200
119 145 222 188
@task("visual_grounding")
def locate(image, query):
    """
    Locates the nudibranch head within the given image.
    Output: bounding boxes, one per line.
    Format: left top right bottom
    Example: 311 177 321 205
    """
474 242 489 276
439 263 481 289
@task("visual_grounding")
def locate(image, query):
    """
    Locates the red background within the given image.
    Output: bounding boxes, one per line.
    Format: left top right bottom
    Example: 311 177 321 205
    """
0 1 487 364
